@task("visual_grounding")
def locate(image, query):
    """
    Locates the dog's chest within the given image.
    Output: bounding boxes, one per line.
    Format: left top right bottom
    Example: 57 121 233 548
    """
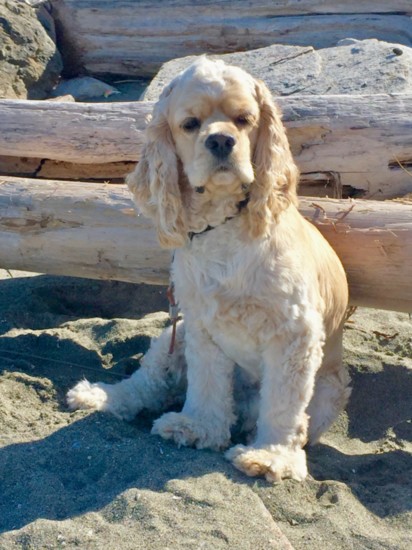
174 225 259 307
173 226 279 369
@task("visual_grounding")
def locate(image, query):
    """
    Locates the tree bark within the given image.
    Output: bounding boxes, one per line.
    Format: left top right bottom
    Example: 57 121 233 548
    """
0 176 411 312
1 94 412 198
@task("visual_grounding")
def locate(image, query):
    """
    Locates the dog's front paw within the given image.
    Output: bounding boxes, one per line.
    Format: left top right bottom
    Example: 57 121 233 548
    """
225 444 307 482
152 412 230 451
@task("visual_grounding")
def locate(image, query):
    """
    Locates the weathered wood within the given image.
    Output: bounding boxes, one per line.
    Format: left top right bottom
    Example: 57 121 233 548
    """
0 155 134 182
0 176 171 285
0 176 411 313
303 198 412 312
0 100 150 164
285 93 412 199
1 94 412 198
50 0 412 76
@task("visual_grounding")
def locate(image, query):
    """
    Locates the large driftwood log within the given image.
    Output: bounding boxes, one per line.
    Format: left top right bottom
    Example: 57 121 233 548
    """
0 100 150 164
0 176 171 285
1 94 412 198
0 176 411 313
50 0 412 76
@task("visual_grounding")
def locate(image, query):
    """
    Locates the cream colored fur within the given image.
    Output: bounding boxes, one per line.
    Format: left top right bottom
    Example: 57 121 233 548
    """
67 58 350 482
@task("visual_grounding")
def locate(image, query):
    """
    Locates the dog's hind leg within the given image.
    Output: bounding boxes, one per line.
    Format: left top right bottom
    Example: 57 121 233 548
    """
66 321 187 421
306 330 351 444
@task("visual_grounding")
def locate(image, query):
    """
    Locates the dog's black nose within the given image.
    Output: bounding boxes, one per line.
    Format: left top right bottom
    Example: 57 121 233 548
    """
205 133 236 158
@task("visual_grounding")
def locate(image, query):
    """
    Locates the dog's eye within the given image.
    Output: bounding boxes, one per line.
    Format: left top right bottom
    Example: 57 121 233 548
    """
181 117 201 132
234 113 252 128
235 115 250 127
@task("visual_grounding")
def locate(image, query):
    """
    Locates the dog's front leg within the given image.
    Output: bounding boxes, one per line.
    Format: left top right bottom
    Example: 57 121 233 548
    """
226 325 324 482
152 323 236 450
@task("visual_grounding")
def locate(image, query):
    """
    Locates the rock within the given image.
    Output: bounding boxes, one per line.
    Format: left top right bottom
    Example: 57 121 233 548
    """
47 94 75 102
51 76 120 101
0 0 62 99
143 39 412 100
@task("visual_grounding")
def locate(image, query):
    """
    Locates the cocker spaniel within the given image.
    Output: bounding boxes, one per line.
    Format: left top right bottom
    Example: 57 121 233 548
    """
67 57 350 482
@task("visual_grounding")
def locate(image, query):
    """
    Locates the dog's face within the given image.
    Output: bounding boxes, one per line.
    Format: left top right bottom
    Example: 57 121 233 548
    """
127 58 299 248
167 63 260 193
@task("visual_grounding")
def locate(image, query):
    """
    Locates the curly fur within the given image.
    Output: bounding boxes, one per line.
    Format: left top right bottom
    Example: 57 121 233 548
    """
127 80 187 248
68 58 350 482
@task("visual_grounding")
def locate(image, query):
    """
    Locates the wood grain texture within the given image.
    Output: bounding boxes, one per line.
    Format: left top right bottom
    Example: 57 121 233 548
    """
50 0 412 76
0 100 151 164
0 177 171 285
0 177 411 312
300 197 412 312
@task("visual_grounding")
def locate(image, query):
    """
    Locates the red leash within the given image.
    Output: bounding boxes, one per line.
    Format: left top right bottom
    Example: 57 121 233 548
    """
166 282 179 354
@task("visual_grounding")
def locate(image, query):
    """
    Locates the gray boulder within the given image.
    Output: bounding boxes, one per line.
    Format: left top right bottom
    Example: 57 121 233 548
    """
0 0 62 99
143 39 412 100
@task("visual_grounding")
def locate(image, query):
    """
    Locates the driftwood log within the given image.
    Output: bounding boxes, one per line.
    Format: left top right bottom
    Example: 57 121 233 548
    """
1 94 412 198
50 0 412 76
0 176 411 313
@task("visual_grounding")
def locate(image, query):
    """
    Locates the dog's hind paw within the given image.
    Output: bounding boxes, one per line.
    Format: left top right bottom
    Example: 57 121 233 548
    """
66 380 108 412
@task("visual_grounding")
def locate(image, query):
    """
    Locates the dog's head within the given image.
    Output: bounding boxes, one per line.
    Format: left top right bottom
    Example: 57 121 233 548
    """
127 57 299 248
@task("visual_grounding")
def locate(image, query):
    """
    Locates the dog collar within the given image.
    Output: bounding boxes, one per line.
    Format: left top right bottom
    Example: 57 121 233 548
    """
188 194 250 241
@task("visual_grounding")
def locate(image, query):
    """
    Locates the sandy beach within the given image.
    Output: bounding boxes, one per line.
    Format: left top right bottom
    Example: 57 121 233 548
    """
0 270 411 549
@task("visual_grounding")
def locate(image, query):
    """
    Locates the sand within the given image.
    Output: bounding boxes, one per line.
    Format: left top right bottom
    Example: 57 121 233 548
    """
0 270 411 549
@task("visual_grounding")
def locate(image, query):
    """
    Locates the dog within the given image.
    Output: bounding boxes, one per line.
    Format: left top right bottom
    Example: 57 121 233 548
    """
67 57 350 482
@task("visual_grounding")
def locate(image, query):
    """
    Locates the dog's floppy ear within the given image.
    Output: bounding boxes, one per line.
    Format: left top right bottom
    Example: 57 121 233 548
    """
126 81 187 248
246 79 299 238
